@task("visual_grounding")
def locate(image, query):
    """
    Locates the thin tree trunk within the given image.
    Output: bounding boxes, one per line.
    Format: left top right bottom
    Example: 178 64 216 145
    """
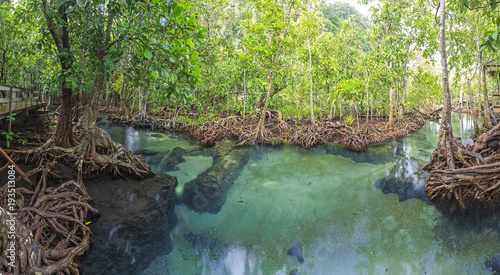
387 60 394 126
388 86 394 125
468 78 479 135
482 54 492 129
365 79 370 127
255 72 274 138
79 3 115 154
308 40 315 125
436 0 455 169
400 44 410 118
120 76 130 117
460 87 463 110
327 78 333 120
41 0 75 147
243 68 246 120
478 52 483 116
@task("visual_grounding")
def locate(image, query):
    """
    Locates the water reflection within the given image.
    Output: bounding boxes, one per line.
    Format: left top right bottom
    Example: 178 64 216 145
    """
125 127 139 152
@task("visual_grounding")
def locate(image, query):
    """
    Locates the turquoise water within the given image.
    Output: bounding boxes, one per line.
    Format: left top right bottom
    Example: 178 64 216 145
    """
98 114 499 274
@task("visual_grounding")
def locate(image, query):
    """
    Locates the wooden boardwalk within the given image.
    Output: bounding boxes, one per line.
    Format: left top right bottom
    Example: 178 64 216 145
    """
0 85 45 119
492 92 500 114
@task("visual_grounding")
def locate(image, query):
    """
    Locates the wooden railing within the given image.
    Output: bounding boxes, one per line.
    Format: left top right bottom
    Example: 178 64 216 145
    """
0 84 45 132
492 92 500 114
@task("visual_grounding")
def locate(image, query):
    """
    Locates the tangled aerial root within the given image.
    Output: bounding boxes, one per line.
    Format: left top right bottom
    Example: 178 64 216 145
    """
0 161 99 274
424 124 500 216
108 108 427 150
394 108 426 133
289 123 334 148
189 116 246 146
0 120 152 274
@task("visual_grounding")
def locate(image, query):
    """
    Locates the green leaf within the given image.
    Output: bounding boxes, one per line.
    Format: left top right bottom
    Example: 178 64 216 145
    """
191 51 199 61
144 51 153 59
171 5 183 17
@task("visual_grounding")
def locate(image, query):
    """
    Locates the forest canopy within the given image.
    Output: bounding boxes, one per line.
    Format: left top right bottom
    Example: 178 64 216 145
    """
0 0 498 138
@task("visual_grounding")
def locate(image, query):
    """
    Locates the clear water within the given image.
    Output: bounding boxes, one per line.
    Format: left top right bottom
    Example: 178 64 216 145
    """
98 114 500 275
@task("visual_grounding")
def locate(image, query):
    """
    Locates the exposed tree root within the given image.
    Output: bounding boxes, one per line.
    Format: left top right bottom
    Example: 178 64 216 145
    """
107 108 427 150
289 123 334 148
0 162 99 274
1 113 152 274
424 124 500 217
394 108 425 133
131 112 185 131
10 129 151 181
187 116 245 146
237 110 288 146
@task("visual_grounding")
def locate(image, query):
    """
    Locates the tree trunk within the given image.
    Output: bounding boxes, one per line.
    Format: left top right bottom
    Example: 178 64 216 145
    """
482 61 493 129
460 87 463 110
80 50 107 155
327 78 333 120
387 60 394 126
366 79 370 127
423 0 460 171
54 84 74 147
437 0 454 169
255 72 274 139
401 44 409 115
41 0 75 147
308 40 315 125
53 53 74 147
468 78 480 135
120 76 130 118
243 68 246 120
388 86 394 125
478 53 483 116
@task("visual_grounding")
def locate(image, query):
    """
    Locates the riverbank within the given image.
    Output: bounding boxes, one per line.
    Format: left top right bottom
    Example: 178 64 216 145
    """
107 107 427 151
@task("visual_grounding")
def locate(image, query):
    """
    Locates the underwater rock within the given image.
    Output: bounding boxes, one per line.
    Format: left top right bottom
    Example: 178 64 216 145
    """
289 269 301 275
160 147 186 171
485 255 500 273
134 148 158 156
182 141 251 214
82 173 178 275
287 242 305 264
150 151 168 164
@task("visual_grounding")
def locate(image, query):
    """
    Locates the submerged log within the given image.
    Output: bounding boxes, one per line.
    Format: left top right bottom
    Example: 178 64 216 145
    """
182 141 252 213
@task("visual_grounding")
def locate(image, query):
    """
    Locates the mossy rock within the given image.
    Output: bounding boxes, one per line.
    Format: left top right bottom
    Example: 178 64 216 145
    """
82 174 178 275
